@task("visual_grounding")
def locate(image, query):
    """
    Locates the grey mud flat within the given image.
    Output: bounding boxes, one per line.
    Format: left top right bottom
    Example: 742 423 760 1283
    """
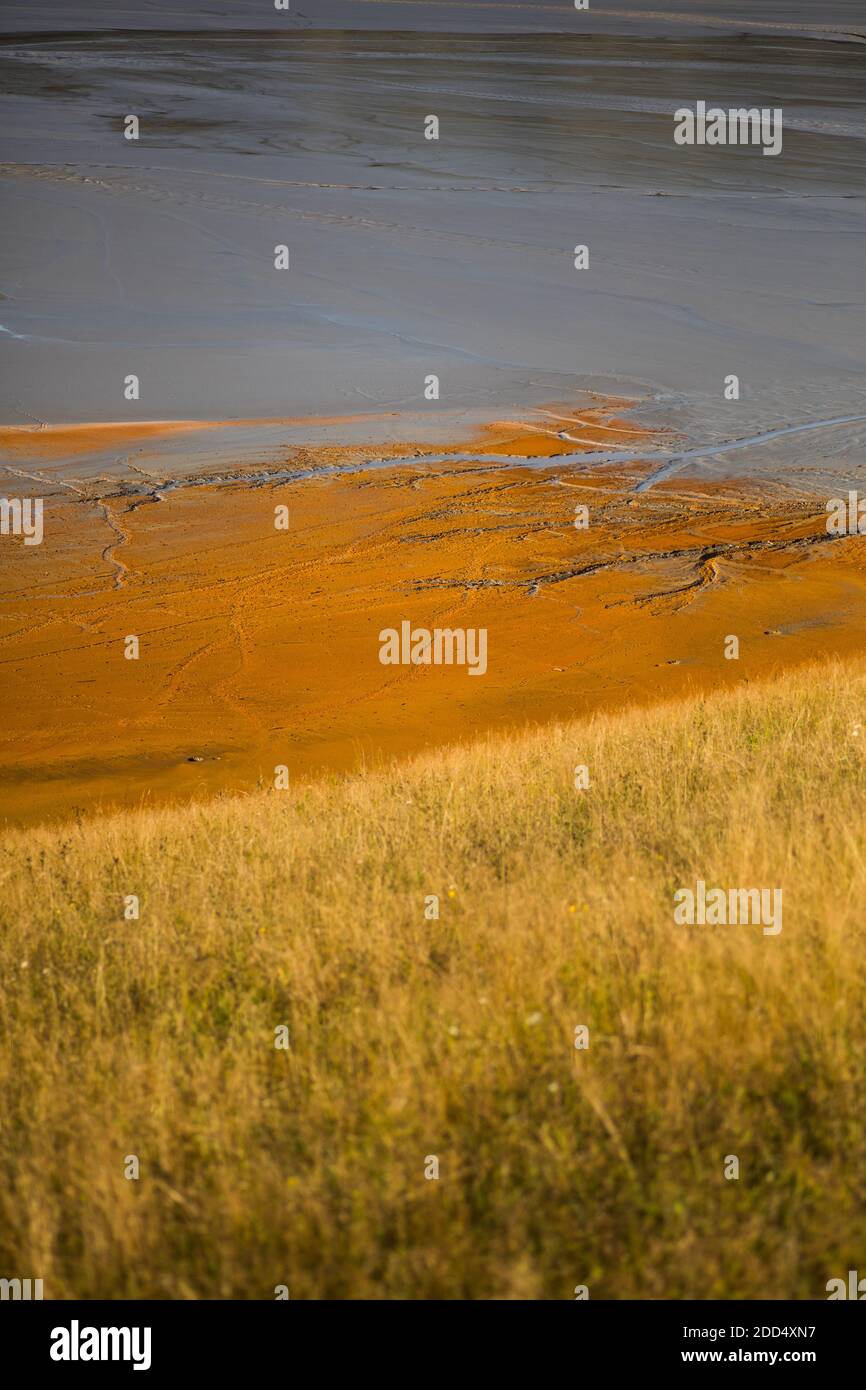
0 9 864 491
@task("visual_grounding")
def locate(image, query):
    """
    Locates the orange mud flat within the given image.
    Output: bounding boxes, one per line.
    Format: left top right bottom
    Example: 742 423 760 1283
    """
0 410 405 462
3 402 866 827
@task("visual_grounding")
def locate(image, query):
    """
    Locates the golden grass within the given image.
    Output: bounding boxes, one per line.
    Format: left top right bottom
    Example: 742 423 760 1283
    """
1 659 865 1299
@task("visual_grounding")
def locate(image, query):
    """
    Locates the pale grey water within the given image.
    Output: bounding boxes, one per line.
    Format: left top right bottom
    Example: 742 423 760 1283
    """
0 13 864 488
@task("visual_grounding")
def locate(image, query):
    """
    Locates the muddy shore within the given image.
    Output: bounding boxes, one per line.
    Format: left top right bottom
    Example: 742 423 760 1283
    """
3 399 866 826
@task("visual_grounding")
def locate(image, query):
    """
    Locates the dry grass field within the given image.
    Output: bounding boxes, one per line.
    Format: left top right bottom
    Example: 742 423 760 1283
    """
1 658 865 1299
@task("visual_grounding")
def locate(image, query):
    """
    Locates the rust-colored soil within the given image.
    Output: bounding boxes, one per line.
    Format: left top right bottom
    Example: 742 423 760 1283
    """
3 402 866 826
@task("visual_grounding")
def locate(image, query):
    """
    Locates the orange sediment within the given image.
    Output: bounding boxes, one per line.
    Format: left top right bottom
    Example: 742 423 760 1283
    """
2 400 866 827
0 411 407 462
